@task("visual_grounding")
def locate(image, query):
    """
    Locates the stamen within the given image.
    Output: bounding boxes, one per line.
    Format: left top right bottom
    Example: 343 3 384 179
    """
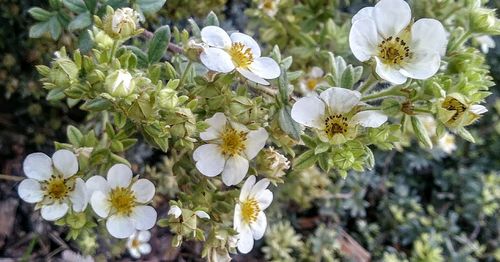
219 127 247 157
324 114 349 137
109 187 136 216
241 198 260 224
44 176 70 201
228 42 254 68
377 36 412 66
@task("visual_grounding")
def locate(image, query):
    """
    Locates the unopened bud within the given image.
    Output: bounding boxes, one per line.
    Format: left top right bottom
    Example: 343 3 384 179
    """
105 69 135 97
104 7 140 39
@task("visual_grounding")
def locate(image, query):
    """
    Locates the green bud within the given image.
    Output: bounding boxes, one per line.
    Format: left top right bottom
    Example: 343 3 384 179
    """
49 56 79 88
411 116 433 149
94 29 114 49
437 93 487 129
470 8 500 34
158 88 179 109
105 69 135 97
103 7 140 39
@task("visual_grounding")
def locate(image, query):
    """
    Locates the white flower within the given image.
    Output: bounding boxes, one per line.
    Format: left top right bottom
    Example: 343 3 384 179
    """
87 164 157 239
18 150 87 221
193 113 268 186
110 8 139 37
258 0 280 17
299 66 326 96
199 26 281 85
167 205 211 220
127 230 152 259
475 35 496 53
349 0 447 84
105 69 135 97
438 133 457 154
234 176 273 254
291 87 388 144
418 115 437 137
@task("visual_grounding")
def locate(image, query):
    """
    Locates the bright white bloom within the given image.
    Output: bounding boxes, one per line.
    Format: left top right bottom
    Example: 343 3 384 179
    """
258 0 280 17
193 113 268 186
167 205 211 220
299 66 326 95
199 26 281 85
476 35 496 53
349 0 447 84
234 176 273 254
87 164 157 239
127 230 152 259
18 150 87 221
438 133 457 154
291 87 388 144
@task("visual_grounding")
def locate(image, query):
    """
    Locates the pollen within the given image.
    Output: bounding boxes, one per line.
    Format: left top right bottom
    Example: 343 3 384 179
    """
131 238 140 248
306 79 318 90
324 114 349 137
241 198 260 224
109 187 136 216
229 42 254 68
44 176 70 201
378 36 412 66
442 97 467 122
219 127 247 157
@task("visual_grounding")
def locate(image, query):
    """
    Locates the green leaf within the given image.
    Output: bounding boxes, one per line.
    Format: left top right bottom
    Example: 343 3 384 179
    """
137 0 166 14
28 7 53 21
456 127 475 143
63 0 87 13
29 21 51 38
47 88 66 101
68 12 92 31
204 11 219 26
148 25 171 63
81 98 112 111
340 65 355 89
188 18 201 38
278 106 301 140
84 0 97 13
294 150 318 170
67 125 83 146
49 16 62 40
411 116 433 149
125 46 148 67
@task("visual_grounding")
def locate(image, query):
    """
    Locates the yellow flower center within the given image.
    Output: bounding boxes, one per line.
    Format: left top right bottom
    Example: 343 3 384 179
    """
241 198 260 224
306 79 318 91
219 127 247 157
263 0 274 9
229 42 254 68
442 97 467 122
378 36 412 66
324 114 349 137
109 187 136 216
45 176 70 201
131 238 141 248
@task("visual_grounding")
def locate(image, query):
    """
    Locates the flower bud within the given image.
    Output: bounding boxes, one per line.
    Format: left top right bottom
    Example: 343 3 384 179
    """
158 88 179 109
104 7 140 39
49 57 79 88
437 93 488 128
470 8 500 34
105 69 135 97
185 40 204 62
94 29 114 49
256 147 289 182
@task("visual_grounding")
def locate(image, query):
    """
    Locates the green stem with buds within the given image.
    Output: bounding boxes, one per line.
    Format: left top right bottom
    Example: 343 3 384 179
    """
448 31 472 53
361 85 405 102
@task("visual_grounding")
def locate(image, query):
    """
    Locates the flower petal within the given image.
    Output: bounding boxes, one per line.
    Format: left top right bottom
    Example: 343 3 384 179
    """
168 205 182 218
250 211 267 240
239 175 256 202
131 179 155 203
200 47 235 73
234 203 242 231
52 149 78 178
256 189 273 210
41 202 69 221
244 128 268 160
221 155 249 186
320 87 361 114
374 0 411 38
23 152 52 181
374 57 407 84
195 210 211 219
470 105 488 115
139 243 152 255
200 112 227 141
249 178 270 198
90 191 110 218
411 18 447 56
236 68 270 85
351 110 388 128
107 163 132 189
193 144 225 177
129 248 141 259
230 32 261 57
131 205 157 230
248 57 281 79
70 178 88 212
352 7 374 22
400 51 441 80
85 175 110 197
236 224 254 254
201 26 231 48
349 18 380 62
106 215 135 238
138 230 151 242
290 95 325 128
18 179 43 203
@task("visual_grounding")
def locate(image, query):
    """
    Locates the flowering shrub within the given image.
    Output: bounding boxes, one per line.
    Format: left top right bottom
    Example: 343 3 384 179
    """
2 0 499 260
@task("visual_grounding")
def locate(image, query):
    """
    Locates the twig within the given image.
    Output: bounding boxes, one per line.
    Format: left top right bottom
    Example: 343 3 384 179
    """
338 228 371 262
0 174 23 181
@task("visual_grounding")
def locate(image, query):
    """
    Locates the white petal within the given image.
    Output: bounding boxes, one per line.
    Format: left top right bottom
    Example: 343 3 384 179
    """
221 155 249 186
107 163 132 189
23 152 52 181
309 66 324 78
69 178 88 212
374 0 411 38
131 179 155 203
139 243 152 254
201 26 231 48
470 105 488 114
400 51 441 80
129 248 141 258
410 18 447 56
319 87 361 114
233 203 242 231
52 149 78 178
256 189 273 210
352 7 374 22
131 205 157 230
200 112 227 141
374 57 407 84
200 48 235 73
85 175 110 198
244 128 268 160
41 202 69 221
193 144 225 177
168 205 182 218
248 57 281 79
236 68 270 85
195 210 211 219
106 215 135 238
230 32 261 57
250 212 267 240
349 18 380 61
237 225 254 254
290 95 325 128
351 110 388 128
239 175 256 202
18 179 43 203
137 230 151 242
90 191 110 218
250 178 270 198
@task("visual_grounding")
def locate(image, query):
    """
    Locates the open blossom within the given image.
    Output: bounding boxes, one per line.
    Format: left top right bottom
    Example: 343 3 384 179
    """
259 0 280 17
438 133 457 154
291 87 388 144
167 205 211 220
299 66 326 95
87 164 157 238
234 176 273 254
199 26 281 85
349 0 447 84
18 150 87 221
475 35 496 53
193 113 268 186
437 94 488 129
127 230 152 259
